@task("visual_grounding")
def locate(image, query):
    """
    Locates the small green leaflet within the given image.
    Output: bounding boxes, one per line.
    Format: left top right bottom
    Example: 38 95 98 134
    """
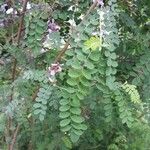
62 136 72 149
84 36 101 51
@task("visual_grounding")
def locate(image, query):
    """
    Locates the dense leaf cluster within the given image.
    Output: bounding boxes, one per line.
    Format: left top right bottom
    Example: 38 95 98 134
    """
0 0 150 149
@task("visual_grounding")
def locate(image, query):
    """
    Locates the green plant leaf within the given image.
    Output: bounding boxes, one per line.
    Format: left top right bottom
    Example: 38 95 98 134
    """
68 69 81 78
70 131 80 143
84 36 101 51
71 115 84 123
59 105 70 112
67 78 77 86
62 136 72 149
82 69 92 80
59 112 70 119
70 108 81 115
60 119 71 127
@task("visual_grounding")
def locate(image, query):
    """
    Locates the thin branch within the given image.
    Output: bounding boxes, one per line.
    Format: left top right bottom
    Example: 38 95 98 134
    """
54 1 98 63
54 42 70 63
8 28 25 43
81 1 98 23
9 125 20 150
16 0 29 45
8 1 29 150
32 86 40 101
10 0 28 86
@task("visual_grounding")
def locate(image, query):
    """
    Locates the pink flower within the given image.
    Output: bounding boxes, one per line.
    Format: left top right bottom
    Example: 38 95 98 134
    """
93 0 104 7
47 19 60 33
48 63 63 83
48 63 62 75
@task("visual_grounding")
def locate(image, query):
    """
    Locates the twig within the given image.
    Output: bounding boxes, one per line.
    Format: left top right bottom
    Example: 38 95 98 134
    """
8 1 29 150
54 1 98 63
16 1 28 44
32 86 40 101
8 28 25 43
81 1 98 22
9 125 20 150
54 42 70 63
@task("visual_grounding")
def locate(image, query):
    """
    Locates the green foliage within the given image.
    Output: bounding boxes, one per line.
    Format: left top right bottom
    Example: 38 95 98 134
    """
115 90 134 128
84 36 101 51
23 70 49 83
33 84 52 121
24 11 47 57
0 0 150 149
102 1 120 90
121 82 141 104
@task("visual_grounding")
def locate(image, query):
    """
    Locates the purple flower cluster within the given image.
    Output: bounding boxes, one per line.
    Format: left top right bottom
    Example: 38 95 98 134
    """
47 19 60 33
41 19 60 53
42 20 62 83
0 3 8 12
0 3 17 28
0 2 31 15
0 3 17 15
48 63 62 76
47 63 63 83
93 0 104 7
